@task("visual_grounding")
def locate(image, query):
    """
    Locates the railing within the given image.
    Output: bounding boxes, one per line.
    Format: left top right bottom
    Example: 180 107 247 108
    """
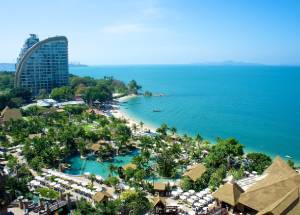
39 200 68 215
206 208 228 215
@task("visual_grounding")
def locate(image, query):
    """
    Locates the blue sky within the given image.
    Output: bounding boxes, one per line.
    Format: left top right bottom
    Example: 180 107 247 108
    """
1 0 300 65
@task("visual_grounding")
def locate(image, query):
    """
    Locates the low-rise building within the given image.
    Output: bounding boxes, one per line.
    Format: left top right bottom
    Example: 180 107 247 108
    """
213 156 300 214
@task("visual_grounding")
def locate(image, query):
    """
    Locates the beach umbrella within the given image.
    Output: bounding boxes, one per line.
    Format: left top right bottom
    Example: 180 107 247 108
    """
81 181 88 187
204 196 211 202
187 198 194 204
176 188 183 193
71 184 78 189
169 202 178 206
96 175 103 181
179 195 187 200
188 210 195 215
30 180 37 185
60 180 68 185
171 191 178 196
207 194 213 199
188 190 196 194
196 192 204 198
191 195 198 200
50 182 57 187
194 202 202 207
198 199 206 205
204 188 210 192
96 187 103 192
35 176 44 181
34 181 41 186
90 191 96 196
183 192 190 197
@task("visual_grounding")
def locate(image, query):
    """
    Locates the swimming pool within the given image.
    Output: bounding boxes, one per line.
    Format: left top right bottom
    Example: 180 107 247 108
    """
64 149 139 179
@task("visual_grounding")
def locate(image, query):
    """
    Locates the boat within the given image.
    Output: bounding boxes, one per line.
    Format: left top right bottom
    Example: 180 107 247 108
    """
153 109 162 112
285 155 292 159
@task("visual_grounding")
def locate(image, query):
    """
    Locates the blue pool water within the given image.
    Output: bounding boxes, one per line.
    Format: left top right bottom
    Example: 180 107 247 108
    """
64 150 139 178
70 65 300 163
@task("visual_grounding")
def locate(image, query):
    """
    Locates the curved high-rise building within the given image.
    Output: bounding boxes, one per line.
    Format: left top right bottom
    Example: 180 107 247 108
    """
15 34 69 95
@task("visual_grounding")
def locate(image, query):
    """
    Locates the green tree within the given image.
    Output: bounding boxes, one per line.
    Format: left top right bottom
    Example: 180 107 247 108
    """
120 190 151 215
88 173 96 187
287 159 295 169
246 152 272 174
109 164 118 176
96 200 120 215
127 80 141 95
181 176 194 191
83 84 112 104
209 165 226 191
170 126 177 135
50 86 74 101
74 198 96 215
156 123 169 136
205 138 244 168
37 89 48 99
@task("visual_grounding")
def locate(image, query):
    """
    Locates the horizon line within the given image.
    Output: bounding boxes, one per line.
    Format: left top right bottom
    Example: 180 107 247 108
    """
1 62 300 67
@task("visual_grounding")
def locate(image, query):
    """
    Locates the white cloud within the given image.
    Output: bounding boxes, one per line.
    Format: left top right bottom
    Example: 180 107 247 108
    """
142 7 162 19
101 24 148 34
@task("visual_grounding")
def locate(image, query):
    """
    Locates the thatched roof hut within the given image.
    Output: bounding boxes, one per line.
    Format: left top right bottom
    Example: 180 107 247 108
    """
152 196 166 207
0 107 22 123
238 156 300 213
213 156 300 214
183 163 206 182
92 192 111 203
213 179 244 206
153 182 167 191
122 163 137 171
91 144 101 152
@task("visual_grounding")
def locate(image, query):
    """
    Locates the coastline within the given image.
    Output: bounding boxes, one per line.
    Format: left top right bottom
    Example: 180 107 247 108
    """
112 95 300 165
112 94 158 133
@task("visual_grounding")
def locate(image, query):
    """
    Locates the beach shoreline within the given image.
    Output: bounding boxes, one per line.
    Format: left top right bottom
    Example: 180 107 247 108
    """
111 94 158 133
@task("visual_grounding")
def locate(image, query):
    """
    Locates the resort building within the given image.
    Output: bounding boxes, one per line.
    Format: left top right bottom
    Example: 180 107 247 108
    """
213 156 300 214
15 34 69 95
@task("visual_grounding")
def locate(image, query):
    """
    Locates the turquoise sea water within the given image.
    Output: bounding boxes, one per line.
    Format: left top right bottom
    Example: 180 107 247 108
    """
70 65 300 163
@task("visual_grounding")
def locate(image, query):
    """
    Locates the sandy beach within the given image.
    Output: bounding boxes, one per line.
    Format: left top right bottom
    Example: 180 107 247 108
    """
111 94 157 133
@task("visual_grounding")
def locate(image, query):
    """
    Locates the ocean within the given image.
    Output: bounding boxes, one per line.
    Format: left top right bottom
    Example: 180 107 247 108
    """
71 65 300 163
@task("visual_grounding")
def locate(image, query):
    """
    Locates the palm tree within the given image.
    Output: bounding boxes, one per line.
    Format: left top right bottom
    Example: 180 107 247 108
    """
170 126 177 135
96 201 119 215
132 124 137 133
109 164 117 176
139 121 144 130
88 174 96 187
195 133 203 148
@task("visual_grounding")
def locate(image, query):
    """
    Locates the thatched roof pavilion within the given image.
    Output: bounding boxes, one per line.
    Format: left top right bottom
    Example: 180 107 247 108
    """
91 144 101 152
152 196 166 207
122 163 137 171
213 156 300 214
213 178 244 206
183 163 206 182
0 107 22 123
153 182 167 191
92 192 111 203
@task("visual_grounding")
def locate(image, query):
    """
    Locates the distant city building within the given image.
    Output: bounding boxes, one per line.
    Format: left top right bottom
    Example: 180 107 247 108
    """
15 34 69 95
